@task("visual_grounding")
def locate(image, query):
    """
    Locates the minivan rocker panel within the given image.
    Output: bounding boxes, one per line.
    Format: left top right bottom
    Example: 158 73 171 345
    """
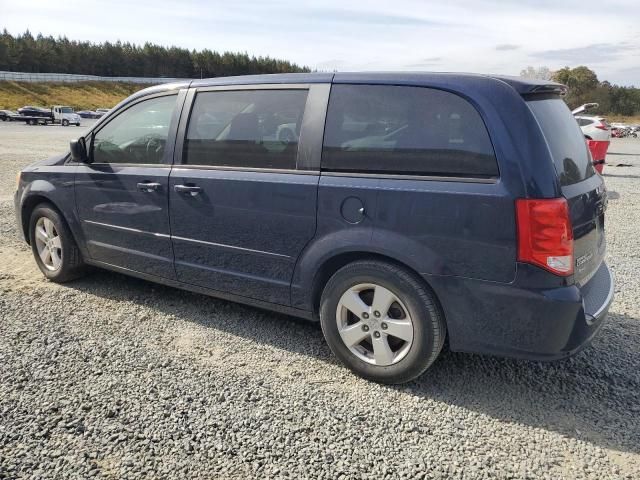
15 72 614 384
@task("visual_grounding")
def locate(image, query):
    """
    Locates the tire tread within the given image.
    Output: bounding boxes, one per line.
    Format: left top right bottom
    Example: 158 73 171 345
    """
320 259 446 384
29 203 86 283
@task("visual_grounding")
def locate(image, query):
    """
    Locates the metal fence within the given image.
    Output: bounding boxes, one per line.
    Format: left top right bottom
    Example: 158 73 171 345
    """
0 70 188 84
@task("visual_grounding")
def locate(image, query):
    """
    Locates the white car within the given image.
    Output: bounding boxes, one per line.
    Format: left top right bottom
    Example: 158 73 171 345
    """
572 104 610 142
574 115 610 142
572 104 611 173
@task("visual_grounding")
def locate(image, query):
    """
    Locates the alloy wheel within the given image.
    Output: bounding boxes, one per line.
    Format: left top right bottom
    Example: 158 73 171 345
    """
336 283 414 366
34 217 62 271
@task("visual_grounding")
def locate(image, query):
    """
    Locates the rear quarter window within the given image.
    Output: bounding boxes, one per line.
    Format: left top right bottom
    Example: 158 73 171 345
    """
322 85 498 178
527 98 595 186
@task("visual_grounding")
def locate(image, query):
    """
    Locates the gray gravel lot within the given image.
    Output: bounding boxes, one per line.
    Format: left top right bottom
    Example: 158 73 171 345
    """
0 121 639 479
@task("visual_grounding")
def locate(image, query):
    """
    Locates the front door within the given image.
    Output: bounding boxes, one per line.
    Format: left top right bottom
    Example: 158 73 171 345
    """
169 86 323 305
75 93 182 279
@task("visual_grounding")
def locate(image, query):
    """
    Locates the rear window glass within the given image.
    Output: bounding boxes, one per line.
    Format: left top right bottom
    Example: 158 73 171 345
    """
527 98 595 186
322 85 498 177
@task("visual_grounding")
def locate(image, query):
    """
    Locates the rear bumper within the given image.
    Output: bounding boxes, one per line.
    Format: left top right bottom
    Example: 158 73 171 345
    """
429 261 614 361
581 262 614 325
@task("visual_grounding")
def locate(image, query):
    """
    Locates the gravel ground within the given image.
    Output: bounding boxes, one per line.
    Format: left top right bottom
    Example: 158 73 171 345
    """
0 121 639 479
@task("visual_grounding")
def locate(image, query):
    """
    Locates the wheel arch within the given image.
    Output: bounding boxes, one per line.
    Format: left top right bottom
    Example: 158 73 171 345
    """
21 194 65 245
310 251 446 327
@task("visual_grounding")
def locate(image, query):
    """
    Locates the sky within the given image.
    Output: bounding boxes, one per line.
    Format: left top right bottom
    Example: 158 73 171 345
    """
2 0 640 86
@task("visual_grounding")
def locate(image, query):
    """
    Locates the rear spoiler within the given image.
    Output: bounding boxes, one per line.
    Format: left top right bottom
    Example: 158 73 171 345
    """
488 75 568 96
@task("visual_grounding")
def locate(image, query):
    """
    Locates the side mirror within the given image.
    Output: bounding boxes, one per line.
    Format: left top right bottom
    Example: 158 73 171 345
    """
70 137 90 163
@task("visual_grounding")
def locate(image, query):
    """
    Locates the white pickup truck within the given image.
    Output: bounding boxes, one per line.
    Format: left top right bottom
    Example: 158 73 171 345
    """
15 105 81 126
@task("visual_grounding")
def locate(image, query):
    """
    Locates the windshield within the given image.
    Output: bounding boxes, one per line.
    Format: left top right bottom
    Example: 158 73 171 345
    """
60 107 74 113
527 97 595 186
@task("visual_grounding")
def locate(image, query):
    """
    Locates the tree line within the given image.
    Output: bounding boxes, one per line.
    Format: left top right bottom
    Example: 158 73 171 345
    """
2 31 637 117
521 65 640 117
0 30 310 78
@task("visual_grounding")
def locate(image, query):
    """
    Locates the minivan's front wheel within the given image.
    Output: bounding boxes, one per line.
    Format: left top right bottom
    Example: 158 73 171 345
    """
29 204 86 282
320 260 445 384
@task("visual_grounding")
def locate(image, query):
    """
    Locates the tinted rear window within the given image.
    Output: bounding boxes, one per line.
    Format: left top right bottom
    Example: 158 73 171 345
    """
184 89 308 169
527 98 595 186
322 85 498 177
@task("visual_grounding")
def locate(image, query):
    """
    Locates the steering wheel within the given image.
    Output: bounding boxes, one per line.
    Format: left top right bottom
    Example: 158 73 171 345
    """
278 128 296 144
144 136 163 161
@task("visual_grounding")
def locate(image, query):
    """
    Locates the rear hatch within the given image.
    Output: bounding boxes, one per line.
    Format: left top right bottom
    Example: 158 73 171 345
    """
527 97 607 286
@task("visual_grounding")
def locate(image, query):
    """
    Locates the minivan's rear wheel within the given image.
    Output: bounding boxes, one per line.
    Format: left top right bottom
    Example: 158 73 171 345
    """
29 204 86 282
320 260 445 384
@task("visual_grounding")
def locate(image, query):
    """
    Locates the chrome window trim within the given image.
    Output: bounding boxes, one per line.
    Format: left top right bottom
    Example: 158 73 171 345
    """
72 163 173 169
170 165 318 175
320 171 498 184
194 83 311 92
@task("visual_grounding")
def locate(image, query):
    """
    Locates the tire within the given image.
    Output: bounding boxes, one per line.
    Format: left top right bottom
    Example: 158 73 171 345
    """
28 204 86 282
75 123 81 127
62 119 69 127
320 260 446 384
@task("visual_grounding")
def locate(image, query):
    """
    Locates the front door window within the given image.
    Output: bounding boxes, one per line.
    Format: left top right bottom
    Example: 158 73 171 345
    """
92 95 176 165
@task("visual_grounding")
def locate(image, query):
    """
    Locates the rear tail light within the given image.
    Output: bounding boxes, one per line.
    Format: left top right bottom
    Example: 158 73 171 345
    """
595 122 608 130
516 198 574 276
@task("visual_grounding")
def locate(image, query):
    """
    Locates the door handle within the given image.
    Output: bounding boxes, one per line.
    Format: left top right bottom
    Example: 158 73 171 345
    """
174 184 202 196
137 182 161 192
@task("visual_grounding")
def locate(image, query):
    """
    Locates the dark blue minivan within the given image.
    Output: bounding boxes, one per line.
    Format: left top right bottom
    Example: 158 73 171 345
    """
14 73 614 383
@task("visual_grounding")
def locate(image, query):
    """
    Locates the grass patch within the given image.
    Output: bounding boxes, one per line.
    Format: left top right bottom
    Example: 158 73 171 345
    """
605 115 640 124
0 81 150 110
